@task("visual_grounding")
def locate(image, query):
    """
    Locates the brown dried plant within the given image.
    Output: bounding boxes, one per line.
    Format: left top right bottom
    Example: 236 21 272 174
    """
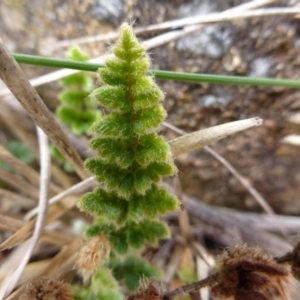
75 234 111 282
127 281 162 300
20 277 73 300
163 244 291 300
275 239 300 281
212 244 290 300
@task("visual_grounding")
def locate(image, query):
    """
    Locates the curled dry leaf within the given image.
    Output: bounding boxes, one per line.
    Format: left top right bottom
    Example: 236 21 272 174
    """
169 117 263 158
281 134 300 146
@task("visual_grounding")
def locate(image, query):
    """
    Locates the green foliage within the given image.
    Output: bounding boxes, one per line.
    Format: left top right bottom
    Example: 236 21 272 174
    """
73 266 123 300
0 141 34 172
79 23 179 250
51 46 101 171
79 23 179 298
56 46 100 135
81 184 178 225
50 144 74 172
110 255 162 290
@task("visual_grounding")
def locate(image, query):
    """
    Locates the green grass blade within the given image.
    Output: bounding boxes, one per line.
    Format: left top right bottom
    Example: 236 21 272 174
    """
13 53 300 89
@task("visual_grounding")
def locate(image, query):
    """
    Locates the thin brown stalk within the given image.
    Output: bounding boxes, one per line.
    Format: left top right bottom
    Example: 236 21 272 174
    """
0 189 35 209
0 168 39 200
0 213 73 246
164 244 185 283
162 273 219 299
204 146 274 214
174 177 193 241
4 238 81 300
0 195 79 251
0 98 39 154
25 176 96 220
0 144 61 195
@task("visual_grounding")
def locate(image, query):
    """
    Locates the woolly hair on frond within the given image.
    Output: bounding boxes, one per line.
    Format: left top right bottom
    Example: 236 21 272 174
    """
79 23 179 254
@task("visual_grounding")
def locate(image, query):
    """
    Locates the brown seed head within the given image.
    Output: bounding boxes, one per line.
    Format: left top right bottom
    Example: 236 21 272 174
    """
212 244 290 300
20 277 73 300
127 281 162 300
75 234 111 281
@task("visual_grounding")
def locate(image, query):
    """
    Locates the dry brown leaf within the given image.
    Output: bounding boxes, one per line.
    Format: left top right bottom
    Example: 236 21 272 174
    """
169 117 262 158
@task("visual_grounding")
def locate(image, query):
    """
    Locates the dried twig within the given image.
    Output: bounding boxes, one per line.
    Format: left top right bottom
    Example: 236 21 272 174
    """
163 273 219 299
0 127 50 298
0 213 73 246
0 168 39 200
4 238 81 300
0 189 35 209
0 195 79 251
183 196 290 255
0 40 86 180
50 0 277 50
25 176 96 220
168 118 262 158
163 121 274 215
0 144 61 195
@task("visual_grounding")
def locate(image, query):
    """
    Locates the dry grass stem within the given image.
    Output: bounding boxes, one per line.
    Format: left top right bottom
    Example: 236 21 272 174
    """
163 274 219 299
0 189 35 209
0 168 39 200
143 8 300 33
0 40 86 180
174 177 193 242
168 117 262 158
164 244 185 284
139 0 277 49
25 176 96 220
5 238 81 300
0 144 61 195
219 209 300 233
0 195 79 251
0 127 50 298
204 146 275 216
